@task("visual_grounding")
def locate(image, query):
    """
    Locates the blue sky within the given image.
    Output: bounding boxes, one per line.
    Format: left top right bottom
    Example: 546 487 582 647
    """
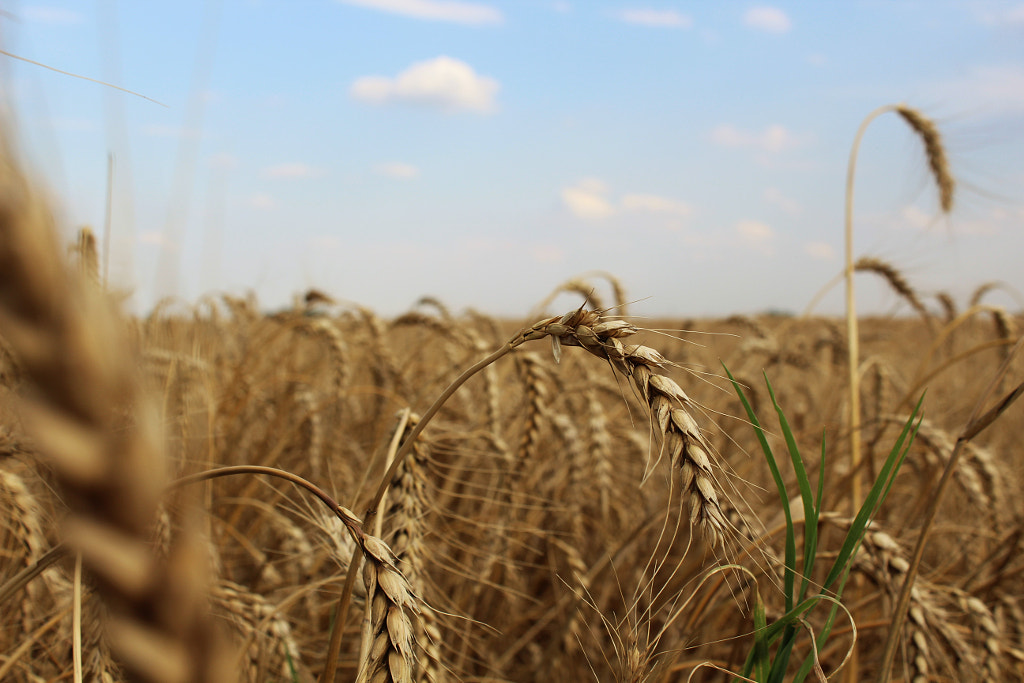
3 0 1023 317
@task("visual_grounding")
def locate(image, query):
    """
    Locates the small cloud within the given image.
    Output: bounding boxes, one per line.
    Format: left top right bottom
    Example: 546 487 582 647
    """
804 241 835 261
926 64 1024 115
262 162 324 179
901 204 933 230
975 4 1024 28
743 6 791 33
552 1 571 13
248 194 278 210
711 123 803 153
763 187 801 214
336 0 502 25
350 56 499 113
807 53 827 66
620 193 692 217
374 162 420 179
23 6 84 23
562 178 614 220
736 219 775 253
618 9 693 28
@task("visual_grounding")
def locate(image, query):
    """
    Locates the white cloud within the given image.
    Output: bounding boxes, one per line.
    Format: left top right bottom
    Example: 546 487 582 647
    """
711 123 803 152
552 1 571 13
803 242 835 261
23 6 83 23
336 0 502 24
249 194 278 210
621 193 692 217
974 3 1024 28
261 163 324 178
743 6 791 33
562 178 615 220
736 220 775 253
926 64 1024 115
618 9 693 28
763 187 801 214
350 56 499 113
374 162 420 179
900 204 933 230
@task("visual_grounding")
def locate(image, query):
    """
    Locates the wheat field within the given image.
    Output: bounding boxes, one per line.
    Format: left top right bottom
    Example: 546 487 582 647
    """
0 119 1023 682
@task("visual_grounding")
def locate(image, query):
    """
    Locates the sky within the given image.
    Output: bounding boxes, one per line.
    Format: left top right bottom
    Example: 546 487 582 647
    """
1 0 1023 318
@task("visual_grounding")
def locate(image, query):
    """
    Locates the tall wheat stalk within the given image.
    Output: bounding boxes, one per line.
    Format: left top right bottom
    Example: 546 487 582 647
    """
844 105 954 510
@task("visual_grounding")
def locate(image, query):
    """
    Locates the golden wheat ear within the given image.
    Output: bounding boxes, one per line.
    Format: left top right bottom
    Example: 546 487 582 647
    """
0 141 232 683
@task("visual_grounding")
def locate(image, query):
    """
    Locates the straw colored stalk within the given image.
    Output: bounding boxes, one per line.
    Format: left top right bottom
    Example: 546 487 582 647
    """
844 104 954 510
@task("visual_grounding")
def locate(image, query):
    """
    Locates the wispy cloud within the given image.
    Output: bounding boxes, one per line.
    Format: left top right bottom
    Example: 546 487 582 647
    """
763 187 801 214
711 123 804 153
621 193 692 217
336 0 502 25
261 162 325 179
618 9 693 28
562 178 615 220
351 56 500 113
736 219 775 254
973 3 1024 28
743 6 792 33
925 64 1024 114
803 241 835 261
562 181 694 223
374 162 420 179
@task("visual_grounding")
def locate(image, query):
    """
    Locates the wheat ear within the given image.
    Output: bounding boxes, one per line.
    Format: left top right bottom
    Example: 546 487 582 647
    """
0 140 232 683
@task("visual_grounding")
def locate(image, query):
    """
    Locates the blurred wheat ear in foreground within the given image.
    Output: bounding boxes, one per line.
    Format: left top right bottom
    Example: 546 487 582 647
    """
0 137 231 683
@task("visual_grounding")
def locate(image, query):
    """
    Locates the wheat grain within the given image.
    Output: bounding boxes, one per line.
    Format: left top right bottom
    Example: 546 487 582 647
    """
895 106 955 213
514 308 726 546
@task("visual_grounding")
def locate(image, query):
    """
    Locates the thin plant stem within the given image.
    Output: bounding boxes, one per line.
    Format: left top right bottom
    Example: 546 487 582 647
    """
876 335 1024 682
845 104 898 515
324 339 518 683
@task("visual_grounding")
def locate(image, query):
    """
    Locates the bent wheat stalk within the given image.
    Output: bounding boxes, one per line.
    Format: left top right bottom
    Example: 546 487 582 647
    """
323 306 727 683
844 104 954 510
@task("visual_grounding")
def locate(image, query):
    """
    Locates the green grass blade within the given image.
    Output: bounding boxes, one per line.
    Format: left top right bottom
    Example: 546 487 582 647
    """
724 367 797 610
822 395 923 591
765 376 819 603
